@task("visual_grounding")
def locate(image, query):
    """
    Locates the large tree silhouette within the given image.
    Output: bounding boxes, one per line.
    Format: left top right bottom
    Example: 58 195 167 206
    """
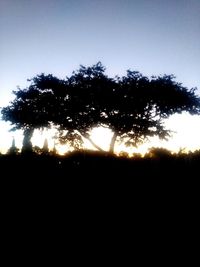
58 64 200 152
104 71 200 152
1 63 200 153
56 62 115 151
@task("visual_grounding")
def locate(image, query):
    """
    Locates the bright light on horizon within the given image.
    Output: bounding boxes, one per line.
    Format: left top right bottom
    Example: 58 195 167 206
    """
0 0 199 156
1 112 200 155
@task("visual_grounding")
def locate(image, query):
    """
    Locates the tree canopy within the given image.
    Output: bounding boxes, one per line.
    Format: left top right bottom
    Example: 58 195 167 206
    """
1 74 65 152
1 62 200 153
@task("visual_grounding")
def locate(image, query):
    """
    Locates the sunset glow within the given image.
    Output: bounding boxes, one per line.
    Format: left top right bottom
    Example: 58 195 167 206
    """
1 112 200 155
0 0 199 155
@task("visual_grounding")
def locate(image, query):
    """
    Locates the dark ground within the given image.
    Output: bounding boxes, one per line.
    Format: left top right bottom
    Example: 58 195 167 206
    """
1 150 199 187
1 150 200 175
1 151 198 242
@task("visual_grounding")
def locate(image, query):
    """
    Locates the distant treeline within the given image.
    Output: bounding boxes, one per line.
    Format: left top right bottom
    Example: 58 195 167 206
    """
1 148 200 178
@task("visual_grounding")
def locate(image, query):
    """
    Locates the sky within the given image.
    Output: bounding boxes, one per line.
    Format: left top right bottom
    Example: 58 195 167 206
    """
0 0 200 153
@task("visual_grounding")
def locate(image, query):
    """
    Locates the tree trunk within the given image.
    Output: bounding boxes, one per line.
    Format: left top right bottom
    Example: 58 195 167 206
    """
109 132 117 153
81 132 106 152
22 128 34 154
80 133 106 152
85 136 106 152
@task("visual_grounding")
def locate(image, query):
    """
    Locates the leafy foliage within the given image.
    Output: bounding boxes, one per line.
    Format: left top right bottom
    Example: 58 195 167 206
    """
1 62 200 153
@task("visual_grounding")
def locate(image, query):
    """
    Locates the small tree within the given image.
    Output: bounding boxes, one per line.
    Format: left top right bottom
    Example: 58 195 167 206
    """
42 138 49 154
7 137 19 155
52 141 57 155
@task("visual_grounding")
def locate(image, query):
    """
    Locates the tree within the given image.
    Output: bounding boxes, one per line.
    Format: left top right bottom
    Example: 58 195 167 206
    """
7 137 19 155
55 62 115 151
1 63 200 154
1 73 65 153
103 71 200 152
58 66 200 153
1 66 108 152
42 138 49 154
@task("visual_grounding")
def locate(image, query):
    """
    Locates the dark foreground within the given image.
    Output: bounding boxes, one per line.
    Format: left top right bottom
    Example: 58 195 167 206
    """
1 151 198 236
1 150 199 181
1 150 199 206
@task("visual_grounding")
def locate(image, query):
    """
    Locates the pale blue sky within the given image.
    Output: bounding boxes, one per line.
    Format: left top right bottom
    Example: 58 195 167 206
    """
0 0 200 152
